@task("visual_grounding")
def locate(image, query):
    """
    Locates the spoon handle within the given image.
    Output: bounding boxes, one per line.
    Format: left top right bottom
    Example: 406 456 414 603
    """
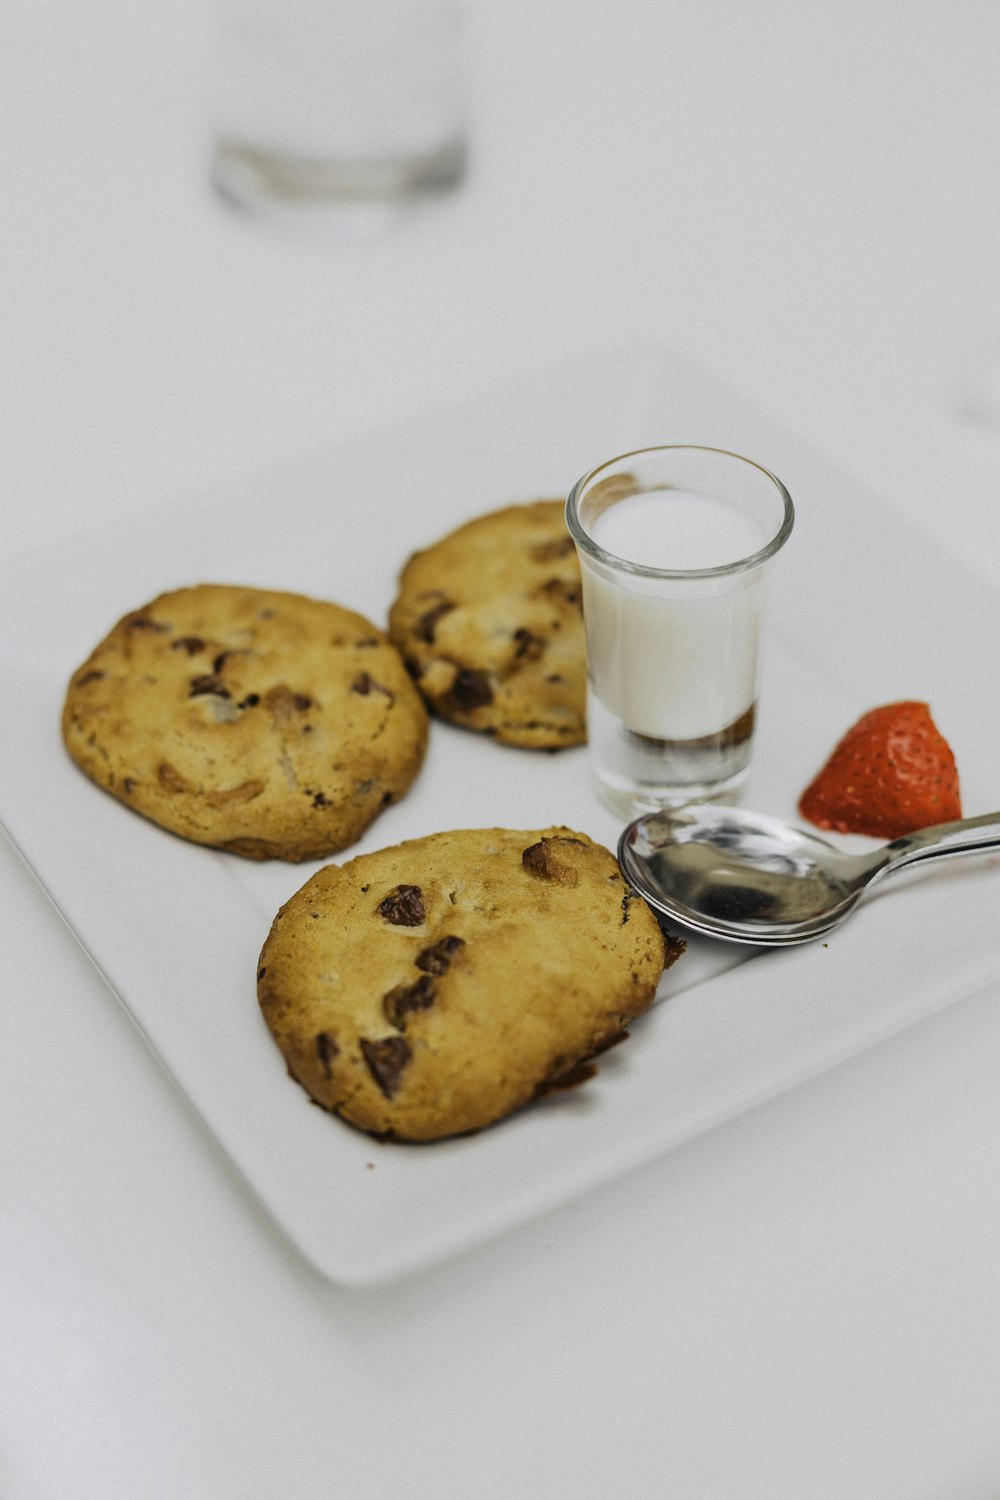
883 810 1000 874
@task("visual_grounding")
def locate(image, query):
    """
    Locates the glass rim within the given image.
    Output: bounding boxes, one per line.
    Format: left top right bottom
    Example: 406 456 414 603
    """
565 444 795 581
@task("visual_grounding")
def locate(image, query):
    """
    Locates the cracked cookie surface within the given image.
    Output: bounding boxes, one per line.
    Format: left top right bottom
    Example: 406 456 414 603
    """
257 827 682 1141
61 584 428 861
388 500 586 748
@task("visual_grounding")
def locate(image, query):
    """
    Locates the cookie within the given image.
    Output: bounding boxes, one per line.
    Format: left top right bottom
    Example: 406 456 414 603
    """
61 584 429 861
388 499 586 748
257 827 682 1141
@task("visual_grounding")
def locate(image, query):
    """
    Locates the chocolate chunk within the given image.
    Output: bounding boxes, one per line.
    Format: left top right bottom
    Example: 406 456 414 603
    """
530 537 574 562
513 628 545 661
450 669 493 710
125 614 169 632
213 649 248 673
533 1030 632 1098
414 935 466 975
263 684 313 720
663 931 687 968
352 672 394 703
171 636 205 656
361 1036 412 1098
539 578 581 607
535 1057 599 1094
416 599 455 643
377 884 425 926
383 974 437 1029
315 1031 339 1077
189 672 230 698
157 761 190 793
521 836 586 886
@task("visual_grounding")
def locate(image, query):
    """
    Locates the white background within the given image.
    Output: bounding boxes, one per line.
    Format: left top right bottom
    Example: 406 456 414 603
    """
2 2 1000 1495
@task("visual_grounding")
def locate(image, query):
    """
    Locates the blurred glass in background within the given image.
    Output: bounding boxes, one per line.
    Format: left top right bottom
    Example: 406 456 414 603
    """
210 0 468 234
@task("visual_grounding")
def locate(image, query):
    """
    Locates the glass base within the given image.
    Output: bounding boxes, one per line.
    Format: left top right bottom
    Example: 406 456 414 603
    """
587 692 755 818
211 134 467 238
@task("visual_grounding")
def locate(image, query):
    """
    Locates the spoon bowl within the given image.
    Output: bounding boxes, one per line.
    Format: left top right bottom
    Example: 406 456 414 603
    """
618 803 1000 945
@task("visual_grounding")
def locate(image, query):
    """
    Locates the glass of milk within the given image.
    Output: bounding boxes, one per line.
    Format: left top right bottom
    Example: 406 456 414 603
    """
566 446 794 815
209 0 468 234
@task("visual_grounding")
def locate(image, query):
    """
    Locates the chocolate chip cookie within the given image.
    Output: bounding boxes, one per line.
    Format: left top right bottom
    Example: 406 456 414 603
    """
388 500 586 748
257 827 682 1141
61 584 429 861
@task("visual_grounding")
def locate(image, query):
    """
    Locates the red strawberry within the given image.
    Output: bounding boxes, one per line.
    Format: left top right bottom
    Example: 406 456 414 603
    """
799 700 961 839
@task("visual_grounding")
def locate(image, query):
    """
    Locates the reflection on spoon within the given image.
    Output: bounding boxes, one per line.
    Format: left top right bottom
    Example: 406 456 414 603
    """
618 804 1000 946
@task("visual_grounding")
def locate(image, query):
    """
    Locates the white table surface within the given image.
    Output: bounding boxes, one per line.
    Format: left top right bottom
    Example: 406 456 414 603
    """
3 2 1000 1495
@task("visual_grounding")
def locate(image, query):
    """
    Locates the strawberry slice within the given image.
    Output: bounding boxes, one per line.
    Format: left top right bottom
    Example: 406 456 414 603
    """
799 700 961 839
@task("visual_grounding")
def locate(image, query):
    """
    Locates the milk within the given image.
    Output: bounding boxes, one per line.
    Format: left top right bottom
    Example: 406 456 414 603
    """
582 488 768 742
591 488 766 571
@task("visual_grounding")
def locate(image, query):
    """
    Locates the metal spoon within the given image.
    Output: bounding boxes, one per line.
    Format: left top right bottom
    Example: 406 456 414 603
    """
618 803 1000 946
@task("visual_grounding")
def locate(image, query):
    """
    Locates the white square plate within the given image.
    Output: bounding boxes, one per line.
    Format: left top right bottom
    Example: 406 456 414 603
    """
1 343 998 1285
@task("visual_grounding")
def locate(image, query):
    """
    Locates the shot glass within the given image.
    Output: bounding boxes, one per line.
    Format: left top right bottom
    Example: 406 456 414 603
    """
566 445 794 816
210 0 468 233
